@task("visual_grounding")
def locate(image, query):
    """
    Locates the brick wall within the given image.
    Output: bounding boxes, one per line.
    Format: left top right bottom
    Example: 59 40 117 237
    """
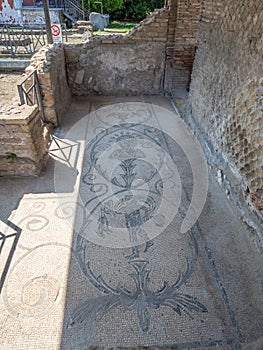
0 105 51 176
26 44 71 126
186 0 263 218
168 0 201 93
164 0 178 91
128 8 169 42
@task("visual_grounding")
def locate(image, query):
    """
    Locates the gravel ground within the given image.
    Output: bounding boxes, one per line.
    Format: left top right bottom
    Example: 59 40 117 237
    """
0 71 24 108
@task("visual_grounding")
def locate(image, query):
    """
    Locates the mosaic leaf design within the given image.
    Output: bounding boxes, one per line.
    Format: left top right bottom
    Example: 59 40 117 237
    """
69 234 207 333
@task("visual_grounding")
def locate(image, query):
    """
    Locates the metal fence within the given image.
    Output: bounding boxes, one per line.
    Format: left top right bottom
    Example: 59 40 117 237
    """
0 24 68 58
17 70 46 122
0 25 46 57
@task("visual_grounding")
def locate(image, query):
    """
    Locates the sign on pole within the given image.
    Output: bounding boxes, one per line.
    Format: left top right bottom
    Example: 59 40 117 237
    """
51 23 63 43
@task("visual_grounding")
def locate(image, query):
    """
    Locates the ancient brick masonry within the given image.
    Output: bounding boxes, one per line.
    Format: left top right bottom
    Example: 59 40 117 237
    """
1 0 262 237
0 44 71 176
186 0 263 219
26 44 71 126
128 7 169 42
0 105 51 176
169 0 202 92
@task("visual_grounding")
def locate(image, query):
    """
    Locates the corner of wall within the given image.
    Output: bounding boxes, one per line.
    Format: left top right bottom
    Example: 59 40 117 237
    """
28 43 72 126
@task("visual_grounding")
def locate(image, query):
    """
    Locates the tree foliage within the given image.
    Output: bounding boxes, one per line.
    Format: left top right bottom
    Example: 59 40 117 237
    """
88 0 124 14
87 0 164 21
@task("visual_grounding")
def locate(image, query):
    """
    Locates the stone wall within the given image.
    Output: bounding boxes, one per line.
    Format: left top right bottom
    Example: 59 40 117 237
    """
0 43 70 177
0 104 51 176
26 44 71 126
185 0 263 224
64 8 169 96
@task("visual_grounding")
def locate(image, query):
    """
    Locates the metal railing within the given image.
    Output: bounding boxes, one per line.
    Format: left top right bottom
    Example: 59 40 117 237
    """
64 0 89 21
17 70 46 123
0 25 46 57
0 24 68 58
0 220 22 294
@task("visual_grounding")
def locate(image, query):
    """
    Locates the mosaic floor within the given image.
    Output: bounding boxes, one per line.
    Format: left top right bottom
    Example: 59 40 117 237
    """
0 97 262 350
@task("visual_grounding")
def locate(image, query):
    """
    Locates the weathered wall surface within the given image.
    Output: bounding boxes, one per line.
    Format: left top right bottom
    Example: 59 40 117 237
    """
186 0 263 218
21 9 60 25
0 0 21 24
0 105 50 176
172 0 201 91
27 44 71 126
0 0 60 25
65 40 166 96
64 8 169 96
0 44 69 176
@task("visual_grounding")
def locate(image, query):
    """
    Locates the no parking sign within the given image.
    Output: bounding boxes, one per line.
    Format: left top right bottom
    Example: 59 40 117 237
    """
51 23 62 43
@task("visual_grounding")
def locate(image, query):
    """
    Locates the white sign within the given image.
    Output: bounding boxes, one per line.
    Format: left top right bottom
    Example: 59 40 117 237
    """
51 23 62 43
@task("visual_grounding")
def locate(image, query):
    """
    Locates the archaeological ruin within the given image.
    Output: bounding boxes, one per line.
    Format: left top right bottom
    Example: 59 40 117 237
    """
0 0 262 348
1 0 262 238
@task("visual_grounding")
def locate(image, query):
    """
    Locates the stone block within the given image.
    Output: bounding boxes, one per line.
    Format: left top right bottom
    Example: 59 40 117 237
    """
90 12 110 31
75 69 85 85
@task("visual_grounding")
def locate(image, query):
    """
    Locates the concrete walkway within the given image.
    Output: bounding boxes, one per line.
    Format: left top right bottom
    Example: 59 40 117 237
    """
0 97 262 350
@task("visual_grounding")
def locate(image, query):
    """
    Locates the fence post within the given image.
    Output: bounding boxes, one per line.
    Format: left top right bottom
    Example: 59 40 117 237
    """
17 85 25 105
34 71 46 123
7 27 15 58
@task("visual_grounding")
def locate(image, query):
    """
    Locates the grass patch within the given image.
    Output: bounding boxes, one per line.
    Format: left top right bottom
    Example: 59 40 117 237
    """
108 21 139 31
94 21 139 35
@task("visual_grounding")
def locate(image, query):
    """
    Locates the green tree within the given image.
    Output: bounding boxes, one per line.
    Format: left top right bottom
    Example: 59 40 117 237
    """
109 0 164 21
126 0 148 21
84 0 164 21
88 0 124 13
147 0 164 11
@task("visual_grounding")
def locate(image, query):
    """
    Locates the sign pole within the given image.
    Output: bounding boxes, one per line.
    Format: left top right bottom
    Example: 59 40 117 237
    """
43 0 53 44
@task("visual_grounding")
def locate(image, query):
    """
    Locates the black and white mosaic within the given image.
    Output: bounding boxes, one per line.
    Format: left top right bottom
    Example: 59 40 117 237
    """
60 102 243 348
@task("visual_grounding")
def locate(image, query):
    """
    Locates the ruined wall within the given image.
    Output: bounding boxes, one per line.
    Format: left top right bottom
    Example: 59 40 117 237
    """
0 44 70 176
27 44 71 126
187 0 263 216
0 105 50 176
168 0 201 93
164 0 178 92
64 8 169 96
